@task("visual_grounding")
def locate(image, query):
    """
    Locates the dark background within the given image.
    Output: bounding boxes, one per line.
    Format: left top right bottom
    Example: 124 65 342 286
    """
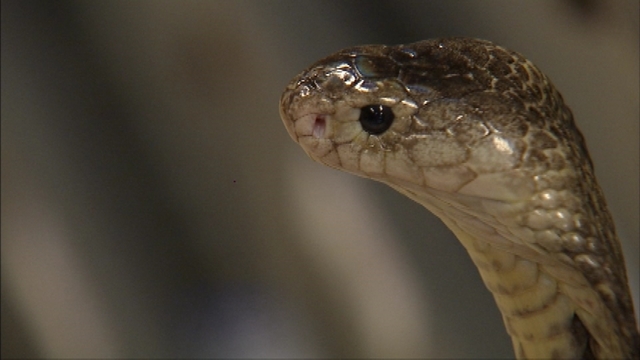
2 1 638 358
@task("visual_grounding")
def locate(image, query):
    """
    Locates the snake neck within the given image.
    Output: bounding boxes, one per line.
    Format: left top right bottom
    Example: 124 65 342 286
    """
388 184 635 359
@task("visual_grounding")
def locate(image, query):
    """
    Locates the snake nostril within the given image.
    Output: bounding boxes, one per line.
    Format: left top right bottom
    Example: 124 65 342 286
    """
312 115 326 138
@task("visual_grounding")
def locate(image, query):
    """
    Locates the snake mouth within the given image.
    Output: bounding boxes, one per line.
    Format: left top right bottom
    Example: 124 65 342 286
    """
291 113 329 141
312 115 326 138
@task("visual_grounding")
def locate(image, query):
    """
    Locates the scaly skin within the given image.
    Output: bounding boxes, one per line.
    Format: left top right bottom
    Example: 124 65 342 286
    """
279 38 639 359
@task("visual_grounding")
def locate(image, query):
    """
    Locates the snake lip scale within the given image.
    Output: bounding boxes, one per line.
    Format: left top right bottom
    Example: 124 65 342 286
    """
279 37 639 359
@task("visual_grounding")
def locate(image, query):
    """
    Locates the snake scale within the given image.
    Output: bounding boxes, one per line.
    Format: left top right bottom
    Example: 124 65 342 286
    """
279 38 639 359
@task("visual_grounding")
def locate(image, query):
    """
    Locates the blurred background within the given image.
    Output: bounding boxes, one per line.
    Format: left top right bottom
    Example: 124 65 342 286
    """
2 1 638 358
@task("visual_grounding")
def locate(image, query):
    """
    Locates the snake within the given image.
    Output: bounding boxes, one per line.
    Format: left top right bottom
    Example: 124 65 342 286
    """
279 38 639 359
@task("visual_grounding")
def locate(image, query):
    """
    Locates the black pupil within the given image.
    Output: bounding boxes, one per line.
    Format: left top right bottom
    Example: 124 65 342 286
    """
359 105 394 135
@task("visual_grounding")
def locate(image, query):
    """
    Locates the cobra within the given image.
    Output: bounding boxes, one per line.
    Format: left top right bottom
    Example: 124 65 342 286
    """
279 38 639 359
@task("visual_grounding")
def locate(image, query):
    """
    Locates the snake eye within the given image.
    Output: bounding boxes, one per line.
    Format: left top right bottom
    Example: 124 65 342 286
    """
359 105 394 135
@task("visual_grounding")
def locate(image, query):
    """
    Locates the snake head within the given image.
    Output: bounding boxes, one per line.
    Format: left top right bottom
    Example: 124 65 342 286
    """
279 38 569 202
